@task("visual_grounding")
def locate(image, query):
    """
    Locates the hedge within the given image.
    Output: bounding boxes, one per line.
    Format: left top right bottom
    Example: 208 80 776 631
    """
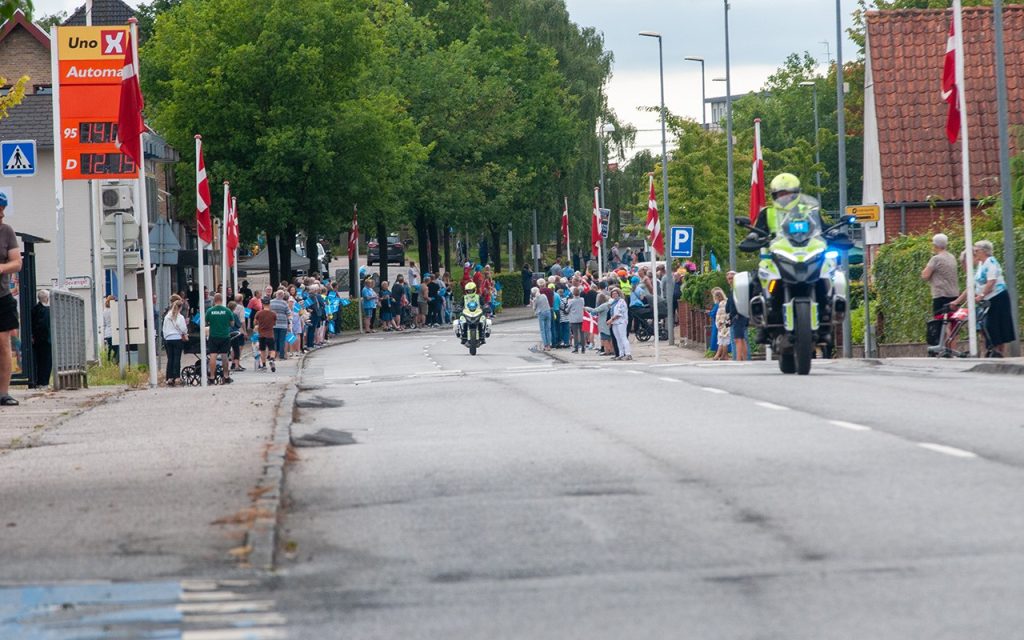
873 228 1024 343
680 271 728 308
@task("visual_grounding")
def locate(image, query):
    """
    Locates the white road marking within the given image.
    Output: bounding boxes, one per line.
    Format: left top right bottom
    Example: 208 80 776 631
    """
917 443 978 459
352 380 372 385
177 601 276 615
182 629 286 640
755 401 789 411
624 370 642 375
829 420 872 432
658 377 680 383
701 387 728 394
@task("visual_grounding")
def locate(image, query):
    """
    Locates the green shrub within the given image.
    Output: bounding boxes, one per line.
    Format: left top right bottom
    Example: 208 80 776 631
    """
873 228 1024 343
493 272 524 308
681 271 728 308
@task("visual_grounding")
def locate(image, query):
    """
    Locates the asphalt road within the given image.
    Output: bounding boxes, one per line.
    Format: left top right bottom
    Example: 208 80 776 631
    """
276 318 1024 639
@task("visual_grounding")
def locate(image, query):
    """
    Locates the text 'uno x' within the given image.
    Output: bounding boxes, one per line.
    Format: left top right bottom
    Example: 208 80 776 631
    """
103 31 124 55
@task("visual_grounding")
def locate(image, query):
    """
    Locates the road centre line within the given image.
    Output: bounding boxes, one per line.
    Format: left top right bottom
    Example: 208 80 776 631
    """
755 401 790 411
658 377 680 383
917 443 978 459
701 387 728 394
829 420 872 432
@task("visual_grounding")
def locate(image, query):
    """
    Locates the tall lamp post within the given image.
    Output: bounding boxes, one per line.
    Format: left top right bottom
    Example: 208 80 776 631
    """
598 122 615 209
640 30 673 354
598 122 615 271
723 0 736 270
799 80 822 196
684 56 706 129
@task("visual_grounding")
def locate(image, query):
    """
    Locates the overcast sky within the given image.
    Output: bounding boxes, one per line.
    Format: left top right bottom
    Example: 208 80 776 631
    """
33 0 860 160
564 0 860 160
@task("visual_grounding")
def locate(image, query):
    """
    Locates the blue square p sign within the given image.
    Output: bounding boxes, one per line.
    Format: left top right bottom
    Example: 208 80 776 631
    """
1 140 36 177
670 226 694 258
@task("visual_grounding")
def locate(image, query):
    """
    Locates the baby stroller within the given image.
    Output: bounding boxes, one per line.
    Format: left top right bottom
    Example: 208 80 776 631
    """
179 329 234 385
926 301 996 358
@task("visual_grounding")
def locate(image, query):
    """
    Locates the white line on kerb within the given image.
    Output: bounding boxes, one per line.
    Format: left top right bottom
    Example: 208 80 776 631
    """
658 377 680 383
755 401 789 411
917 443 978 459
829 420 872 432
701 387 728 394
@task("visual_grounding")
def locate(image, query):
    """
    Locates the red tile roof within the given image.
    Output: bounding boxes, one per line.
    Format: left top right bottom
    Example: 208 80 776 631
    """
866 6 1024 204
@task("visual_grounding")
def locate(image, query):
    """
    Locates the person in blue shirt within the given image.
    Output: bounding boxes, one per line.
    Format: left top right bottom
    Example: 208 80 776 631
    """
360 278 378 333
952 240 1015 356
628 276 651 336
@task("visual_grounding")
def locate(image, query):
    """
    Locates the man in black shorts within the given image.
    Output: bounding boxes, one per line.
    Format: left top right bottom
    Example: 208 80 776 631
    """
204 293 234 384
0 193 22 406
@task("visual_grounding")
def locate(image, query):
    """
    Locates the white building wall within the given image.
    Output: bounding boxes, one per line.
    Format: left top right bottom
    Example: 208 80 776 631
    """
862 32 886 247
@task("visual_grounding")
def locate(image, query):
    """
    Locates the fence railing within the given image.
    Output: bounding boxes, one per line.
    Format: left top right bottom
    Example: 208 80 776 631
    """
677 301 710 349
50 289 88 390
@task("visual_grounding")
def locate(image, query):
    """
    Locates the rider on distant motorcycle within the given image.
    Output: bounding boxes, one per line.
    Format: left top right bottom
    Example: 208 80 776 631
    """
463 281 481 308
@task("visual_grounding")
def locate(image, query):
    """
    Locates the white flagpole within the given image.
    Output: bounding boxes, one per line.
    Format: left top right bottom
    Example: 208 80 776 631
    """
953 0 978 356
222 181 230 301
196 135 208 387
130 19 158 388
231 196 238 294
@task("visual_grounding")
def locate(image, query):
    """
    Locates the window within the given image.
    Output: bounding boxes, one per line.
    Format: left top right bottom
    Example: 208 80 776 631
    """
34 85 53 95
0 86 10 96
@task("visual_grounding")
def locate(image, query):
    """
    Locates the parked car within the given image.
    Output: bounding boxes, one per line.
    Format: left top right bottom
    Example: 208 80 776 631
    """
367 235 405 265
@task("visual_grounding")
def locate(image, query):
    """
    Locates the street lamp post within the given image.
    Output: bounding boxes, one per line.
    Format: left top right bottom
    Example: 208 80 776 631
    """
598 122 615 272
723 0 736 271
799 80 822 196
835 0 854 358
639 30 673 354
684 56 706 129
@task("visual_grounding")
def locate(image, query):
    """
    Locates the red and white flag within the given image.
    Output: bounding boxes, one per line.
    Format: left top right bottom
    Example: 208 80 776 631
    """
348 204 358 257
645 175 664 256
115 31 144 167
227 196 239 266
749 118 766 221
941 13 961 143
583 310 599 335
195 136 213 245
591 187 601 257
561 197 570 254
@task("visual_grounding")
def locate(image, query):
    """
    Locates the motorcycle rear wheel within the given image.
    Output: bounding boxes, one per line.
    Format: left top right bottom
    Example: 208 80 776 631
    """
794 301 813 375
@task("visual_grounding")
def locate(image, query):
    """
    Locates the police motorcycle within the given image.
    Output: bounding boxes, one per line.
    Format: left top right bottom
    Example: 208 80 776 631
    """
732 194 854 375
453 299 492 356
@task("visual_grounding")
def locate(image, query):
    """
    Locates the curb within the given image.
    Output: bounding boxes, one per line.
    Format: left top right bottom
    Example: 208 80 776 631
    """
245 336 358 572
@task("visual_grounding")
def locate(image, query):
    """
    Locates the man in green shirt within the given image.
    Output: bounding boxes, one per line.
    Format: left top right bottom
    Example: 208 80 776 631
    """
205 293 235 384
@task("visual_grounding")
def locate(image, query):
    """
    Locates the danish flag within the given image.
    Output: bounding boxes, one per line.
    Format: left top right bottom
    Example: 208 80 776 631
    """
583 310 599 335
749 119 766 222
348 204 358 257
646 175 664 255
941 13 961 143
195 136 213 245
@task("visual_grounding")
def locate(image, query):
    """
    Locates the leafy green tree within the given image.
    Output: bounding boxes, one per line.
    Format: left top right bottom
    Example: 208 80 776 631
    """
142 0 425 281
3 0 30 20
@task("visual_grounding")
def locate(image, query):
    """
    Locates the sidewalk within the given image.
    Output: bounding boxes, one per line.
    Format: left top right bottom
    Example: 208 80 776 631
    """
0 350 304 582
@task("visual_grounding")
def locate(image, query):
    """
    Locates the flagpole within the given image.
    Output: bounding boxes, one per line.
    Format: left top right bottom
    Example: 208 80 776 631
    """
196 135 208 387
127 19 159 388
231 196 238 294
953 0 978 356
221 181 230 302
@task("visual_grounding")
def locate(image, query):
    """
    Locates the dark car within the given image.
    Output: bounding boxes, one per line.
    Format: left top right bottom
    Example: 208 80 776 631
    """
367 235 405 266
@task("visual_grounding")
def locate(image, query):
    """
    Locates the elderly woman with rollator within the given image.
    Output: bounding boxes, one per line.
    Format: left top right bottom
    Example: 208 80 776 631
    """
951 239 1017 357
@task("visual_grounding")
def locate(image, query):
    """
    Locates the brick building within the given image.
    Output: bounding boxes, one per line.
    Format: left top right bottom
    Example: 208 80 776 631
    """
0 2 181 362
862 7 1024 246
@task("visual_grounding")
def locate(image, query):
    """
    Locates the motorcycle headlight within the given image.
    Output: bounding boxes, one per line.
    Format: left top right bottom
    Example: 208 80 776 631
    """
775 252 824 283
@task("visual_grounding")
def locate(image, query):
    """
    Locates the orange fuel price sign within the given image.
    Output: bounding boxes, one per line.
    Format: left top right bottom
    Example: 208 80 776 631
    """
54 26 137 181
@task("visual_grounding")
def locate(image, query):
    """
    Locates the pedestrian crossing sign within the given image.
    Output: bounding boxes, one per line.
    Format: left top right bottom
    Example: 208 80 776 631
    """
1 140 36 177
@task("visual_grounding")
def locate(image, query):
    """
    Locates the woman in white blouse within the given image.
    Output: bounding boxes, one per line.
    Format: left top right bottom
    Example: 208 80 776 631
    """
162 299 188 386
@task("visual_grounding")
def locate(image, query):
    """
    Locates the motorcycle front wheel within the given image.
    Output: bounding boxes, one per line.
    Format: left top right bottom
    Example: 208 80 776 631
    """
794 301 813 375
469 344 477 355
